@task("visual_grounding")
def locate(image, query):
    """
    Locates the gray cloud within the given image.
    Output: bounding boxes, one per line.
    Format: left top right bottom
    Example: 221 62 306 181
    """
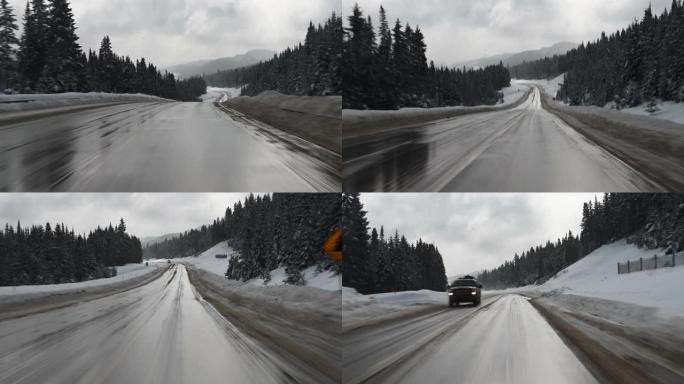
0 193 249 238
9 0 340 66
347 0 673 65
360 193 597 278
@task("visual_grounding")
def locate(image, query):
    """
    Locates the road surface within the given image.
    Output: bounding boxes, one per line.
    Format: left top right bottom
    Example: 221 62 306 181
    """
343 87 663 192
343 294 598 384
0 265 294 384
0 101 340 191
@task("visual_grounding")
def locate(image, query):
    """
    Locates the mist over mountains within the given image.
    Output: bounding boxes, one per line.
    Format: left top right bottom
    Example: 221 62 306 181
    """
166 49 275 79
454 42 578 69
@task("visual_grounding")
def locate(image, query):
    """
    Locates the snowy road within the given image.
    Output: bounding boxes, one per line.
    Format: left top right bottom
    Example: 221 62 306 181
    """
0 101 340 191
343 294 598 384
343 87 663 192
0 264 294 384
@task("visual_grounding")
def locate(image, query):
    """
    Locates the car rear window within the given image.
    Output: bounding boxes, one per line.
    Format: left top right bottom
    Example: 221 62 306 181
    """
452 280 476 287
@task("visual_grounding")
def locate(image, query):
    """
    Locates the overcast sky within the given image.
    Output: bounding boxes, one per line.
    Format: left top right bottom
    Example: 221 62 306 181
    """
361 193 598 278
0 194 249 239
8 0 339 67
347 0 673 64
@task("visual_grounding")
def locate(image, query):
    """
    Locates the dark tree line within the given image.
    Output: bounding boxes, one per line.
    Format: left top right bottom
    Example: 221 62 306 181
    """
342 193 447 294
478 194 684 289
343 4 511 109
510 1 684 107
0 218 142 286
144 193 341 285
0 0 206 100
204 13 342 97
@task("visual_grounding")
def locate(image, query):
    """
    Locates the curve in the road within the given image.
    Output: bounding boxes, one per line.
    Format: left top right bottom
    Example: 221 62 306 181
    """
0 265 289 384
343 87 663 192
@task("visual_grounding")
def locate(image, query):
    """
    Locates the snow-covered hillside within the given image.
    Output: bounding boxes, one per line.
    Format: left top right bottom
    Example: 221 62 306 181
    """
176 241 234 277
178 241 340 291
611 101 684 125
199 87 242 103
514 74 564 98
537 241 684 316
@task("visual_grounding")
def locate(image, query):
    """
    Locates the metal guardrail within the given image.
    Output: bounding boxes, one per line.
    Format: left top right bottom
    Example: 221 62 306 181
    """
618 252 684 274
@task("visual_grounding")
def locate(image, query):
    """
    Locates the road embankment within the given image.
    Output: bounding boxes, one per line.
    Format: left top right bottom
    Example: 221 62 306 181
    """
220 90 341 154
541 93 684 190
531 294 684 384
342 87 531 140
185 266 341 384
0 265 168 321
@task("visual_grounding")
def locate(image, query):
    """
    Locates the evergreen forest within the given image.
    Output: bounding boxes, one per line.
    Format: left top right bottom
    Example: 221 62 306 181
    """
0 0 206 100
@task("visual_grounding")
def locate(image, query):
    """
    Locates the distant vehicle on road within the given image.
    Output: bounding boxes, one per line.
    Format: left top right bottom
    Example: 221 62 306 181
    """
448 276 482 307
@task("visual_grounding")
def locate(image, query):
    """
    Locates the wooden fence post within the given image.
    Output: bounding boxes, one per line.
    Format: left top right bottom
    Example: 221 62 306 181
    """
673 252 676 267
627 260 630 273
640 257 643 271
654 255 657 269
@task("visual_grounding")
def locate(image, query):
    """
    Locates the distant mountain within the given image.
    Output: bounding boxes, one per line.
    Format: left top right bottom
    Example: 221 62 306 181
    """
166 49 275 79
455 42 579 69
141 233 180 248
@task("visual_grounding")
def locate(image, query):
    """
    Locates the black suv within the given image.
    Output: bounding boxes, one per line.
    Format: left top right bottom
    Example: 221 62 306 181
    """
448 276 482 307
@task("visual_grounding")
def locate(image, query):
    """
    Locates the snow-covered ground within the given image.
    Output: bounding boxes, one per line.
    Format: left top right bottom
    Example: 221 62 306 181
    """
534 241 684 317
247 266 340 291
343 83 529 121
514 74 564 98
342 287 446 328
0 264 160 298
515 75 684 125
0 92 172 113
177 241 341 291
199 86 242 103
176 241 234 277
612 100 684 125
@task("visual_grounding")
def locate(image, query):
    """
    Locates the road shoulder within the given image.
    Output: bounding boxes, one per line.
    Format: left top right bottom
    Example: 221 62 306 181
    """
541 92 684 190
185 266 341 384
530 293 684 384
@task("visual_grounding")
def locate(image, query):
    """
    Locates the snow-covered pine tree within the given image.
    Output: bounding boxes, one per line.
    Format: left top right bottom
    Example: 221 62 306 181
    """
38 0 83 92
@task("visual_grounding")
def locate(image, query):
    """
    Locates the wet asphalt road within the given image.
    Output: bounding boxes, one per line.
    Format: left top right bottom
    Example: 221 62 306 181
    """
343 294 598 384
0 265 290 384
343 87 663 192
0 101 340 191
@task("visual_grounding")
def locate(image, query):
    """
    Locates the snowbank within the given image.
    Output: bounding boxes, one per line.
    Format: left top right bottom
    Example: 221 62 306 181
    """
221 90 341 153
514 74 564 98
343 84 530 138
0 264 159 297
0 92 172 113
342 287 449 329
177 241 234 277
536 241 684 317
344 84 528 121
613 100 684 125
179 241 341 291
199 87 242 103
248 266 340 291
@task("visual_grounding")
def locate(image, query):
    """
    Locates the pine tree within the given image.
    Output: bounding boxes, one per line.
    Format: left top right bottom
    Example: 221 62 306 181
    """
17 0 48 89
0 0 18 90
39 0 83 92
